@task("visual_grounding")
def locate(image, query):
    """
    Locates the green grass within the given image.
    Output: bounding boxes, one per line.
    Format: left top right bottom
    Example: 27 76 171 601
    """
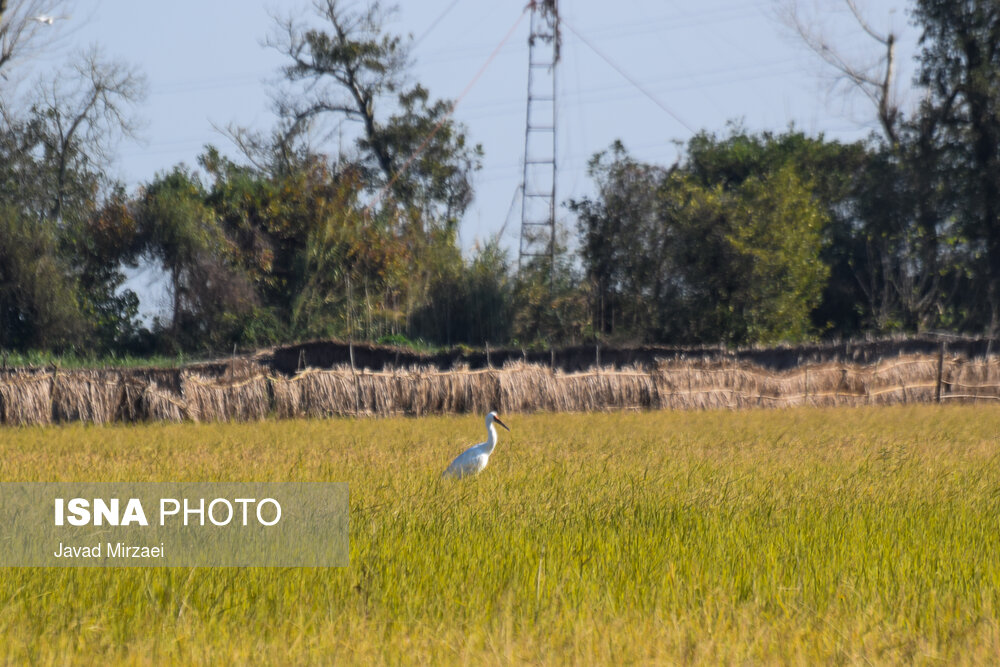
0 349 197 370
2 406 1000 664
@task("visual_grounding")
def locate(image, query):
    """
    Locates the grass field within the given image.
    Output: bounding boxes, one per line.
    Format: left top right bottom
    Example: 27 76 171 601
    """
2 405 1000 664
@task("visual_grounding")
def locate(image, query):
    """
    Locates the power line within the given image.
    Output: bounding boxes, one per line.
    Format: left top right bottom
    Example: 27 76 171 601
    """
497 182 522 240
456 55 808 123
418 3 768 65
151 74 262 96
560 16 697 135
413 0 463 49
581 4 768 42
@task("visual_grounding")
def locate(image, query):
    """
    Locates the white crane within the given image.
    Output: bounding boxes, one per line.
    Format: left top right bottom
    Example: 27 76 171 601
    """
29 14 69 25
441 411 511 479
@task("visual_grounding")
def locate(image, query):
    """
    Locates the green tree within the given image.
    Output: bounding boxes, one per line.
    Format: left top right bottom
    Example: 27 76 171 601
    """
570 141 667 338
653 167 828 344
73 188 143 351
200 148 410 343
572 134 831 345
0 205 87 350
910 0 1000 330
0 46 146 354
410 240 514 347
724 166 830 342
265 0 481 223
214 0 485 347
135 167 256 352
291 168 407 340
511 228 591 347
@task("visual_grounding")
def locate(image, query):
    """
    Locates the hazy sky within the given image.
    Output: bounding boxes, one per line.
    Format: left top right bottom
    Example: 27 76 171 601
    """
15 0 916 316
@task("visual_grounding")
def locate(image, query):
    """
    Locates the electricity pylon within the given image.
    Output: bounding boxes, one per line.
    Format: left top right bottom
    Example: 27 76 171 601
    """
518 0 559 271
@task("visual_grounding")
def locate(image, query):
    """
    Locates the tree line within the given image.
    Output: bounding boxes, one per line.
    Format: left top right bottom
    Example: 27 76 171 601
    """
2 0 1000 357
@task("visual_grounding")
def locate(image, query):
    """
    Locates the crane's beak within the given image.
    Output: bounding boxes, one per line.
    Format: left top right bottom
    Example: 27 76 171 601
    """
494 416 510 431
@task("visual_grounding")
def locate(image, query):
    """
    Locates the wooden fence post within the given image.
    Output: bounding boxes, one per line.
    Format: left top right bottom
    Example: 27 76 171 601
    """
350 341 361 415
805 369 810 407
50 363 58 423
935 341 946 403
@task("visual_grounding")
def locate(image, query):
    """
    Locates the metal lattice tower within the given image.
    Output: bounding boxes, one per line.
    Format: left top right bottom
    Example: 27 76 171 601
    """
519 0 560 269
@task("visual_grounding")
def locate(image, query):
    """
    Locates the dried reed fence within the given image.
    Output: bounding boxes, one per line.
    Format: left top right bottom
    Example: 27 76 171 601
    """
2 353 1000 426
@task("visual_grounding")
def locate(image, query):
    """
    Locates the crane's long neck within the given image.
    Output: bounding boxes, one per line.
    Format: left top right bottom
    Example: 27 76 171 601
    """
484 422 498 455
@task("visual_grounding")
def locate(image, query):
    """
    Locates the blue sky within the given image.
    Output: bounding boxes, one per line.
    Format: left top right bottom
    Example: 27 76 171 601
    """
19 0 916 317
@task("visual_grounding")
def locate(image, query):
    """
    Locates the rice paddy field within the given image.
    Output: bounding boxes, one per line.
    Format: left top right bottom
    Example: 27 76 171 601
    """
2 405 1000 664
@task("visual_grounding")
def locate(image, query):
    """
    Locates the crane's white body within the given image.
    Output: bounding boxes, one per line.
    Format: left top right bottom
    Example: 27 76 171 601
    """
442 411 510 479
30 15 68 24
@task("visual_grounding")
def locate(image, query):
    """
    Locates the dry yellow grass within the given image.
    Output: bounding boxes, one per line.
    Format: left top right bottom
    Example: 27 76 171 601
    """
5 354 1000 425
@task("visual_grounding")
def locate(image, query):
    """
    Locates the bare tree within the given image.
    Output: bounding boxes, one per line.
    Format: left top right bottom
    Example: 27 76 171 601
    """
0 0 74 82
31 45 146 220
779 0 901 145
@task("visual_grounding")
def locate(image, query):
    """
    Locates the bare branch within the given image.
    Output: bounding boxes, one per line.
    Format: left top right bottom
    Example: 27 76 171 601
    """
844 0 887 43
777 0 900 145
262 0 408 180
0 0 74 81
29 45 146 218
